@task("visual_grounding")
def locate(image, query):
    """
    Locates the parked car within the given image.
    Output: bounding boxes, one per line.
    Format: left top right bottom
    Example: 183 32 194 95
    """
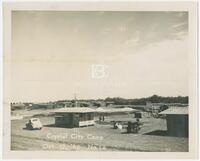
26 118 43 130
127 119 143 133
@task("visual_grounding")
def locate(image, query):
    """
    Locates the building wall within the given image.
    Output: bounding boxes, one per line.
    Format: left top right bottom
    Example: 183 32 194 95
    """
55 113 74 127
166 114 188 137
55 113 94 128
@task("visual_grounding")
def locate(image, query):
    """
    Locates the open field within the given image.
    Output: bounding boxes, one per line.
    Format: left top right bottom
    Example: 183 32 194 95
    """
11 112 188 152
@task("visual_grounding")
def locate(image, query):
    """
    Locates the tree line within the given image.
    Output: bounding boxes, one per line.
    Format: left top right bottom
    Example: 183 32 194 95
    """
104 95 188 105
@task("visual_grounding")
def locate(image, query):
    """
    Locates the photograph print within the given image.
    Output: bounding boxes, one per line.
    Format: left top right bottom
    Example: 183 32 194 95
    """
3 2 198 159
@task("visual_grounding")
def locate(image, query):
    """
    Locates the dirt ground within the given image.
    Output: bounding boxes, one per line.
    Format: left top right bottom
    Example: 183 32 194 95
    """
11 112 188 152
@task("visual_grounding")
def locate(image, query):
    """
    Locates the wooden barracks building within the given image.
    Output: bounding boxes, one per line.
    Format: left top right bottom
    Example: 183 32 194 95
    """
53 107 96 128
160 107 188 137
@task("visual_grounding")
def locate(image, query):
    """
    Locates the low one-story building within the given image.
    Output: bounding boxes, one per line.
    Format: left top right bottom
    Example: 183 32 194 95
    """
159 107 188 137
53 107 96 128
11 103 26 110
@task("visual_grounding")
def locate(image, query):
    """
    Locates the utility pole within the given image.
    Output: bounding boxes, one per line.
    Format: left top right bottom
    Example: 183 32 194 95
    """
74 93 77 107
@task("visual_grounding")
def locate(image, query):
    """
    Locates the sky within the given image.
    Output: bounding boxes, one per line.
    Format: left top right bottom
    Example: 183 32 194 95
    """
10 11 188 102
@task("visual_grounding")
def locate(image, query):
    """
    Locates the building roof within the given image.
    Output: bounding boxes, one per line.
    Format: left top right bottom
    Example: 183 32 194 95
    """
96 107 138 113
53 107 137 114
54 107 96 113
11 103 25 107
159 107 188 115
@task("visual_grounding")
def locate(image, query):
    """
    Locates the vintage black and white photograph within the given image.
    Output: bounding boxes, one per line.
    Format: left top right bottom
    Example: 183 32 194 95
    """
3 1 198 159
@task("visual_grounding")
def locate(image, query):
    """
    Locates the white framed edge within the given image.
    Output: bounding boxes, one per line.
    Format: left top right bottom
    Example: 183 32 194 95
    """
2 1 198 159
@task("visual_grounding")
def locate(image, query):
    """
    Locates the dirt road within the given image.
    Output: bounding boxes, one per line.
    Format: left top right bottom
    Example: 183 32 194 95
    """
11 115 188 152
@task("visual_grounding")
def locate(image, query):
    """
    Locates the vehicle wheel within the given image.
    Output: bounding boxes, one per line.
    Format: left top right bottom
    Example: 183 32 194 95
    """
27 124 31 130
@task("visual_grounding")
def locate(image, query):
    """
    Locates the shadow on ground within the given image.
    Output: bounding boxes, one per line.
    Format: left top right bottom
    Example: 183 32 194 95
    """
22 127 30 130
43 124 93 129
43 124 73 128
144 130 169 136
22 127 41 131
